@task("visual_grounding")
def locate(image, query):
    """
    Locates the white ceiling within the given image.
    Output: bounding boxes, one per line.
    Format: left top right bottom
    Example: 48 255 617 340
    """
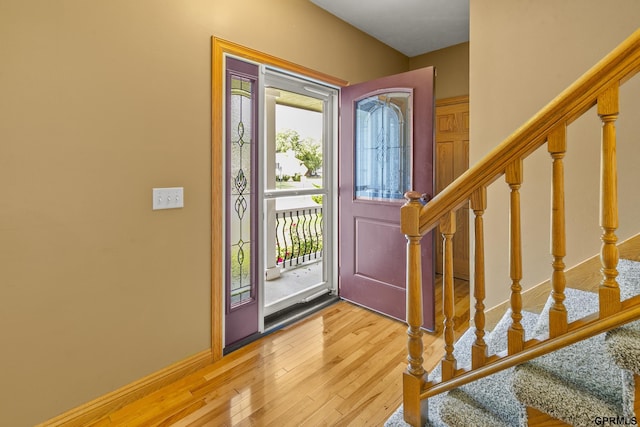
310 0 469 57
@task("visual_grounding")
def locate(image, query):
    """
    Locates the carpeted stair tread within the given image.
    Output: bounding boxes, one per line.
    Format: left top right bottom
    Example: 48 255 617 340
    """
513 360 621 426
438 389 512 427
512 336 624 425
531 286 598 337
606 327 640 373
438 310 539 427
606 259 640 374
617 259 640 300
512 288 626 426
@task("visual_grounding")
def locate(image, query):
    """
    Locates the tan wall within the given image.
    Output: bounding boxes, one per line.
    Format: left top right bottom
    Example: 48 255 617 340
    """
410 42 469 99
470 0 640 309
0 1 408 425
213 0 409 84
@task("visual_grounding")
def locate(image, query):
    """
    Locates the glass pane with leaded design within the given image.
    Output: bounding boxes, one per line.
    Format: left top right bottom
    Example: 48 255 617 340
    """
354 91 412 201
229 75 254 308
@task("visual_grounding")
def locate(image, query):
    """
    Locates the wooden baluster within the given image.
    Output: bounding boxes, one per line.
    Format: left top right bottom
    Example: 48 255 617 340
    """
506 159 525 354
548 125 568 337
401 191 427 426
598 84 621 317
471 187 488 368
440 211 457 380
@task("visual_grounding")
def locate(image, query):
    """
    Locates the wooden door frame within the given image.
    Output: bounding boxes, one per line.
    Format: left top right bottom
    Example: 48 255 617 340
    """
211 38 348 360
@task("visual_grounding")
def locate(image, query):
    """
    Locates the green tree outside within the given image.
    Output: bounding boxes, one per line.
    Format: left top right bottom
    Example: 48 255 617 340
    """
276 129 322 176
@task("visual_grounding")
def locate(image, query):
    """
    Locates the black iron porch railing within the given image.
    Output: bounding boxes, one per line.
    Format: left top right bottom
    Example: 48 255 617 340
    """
275 206 323 268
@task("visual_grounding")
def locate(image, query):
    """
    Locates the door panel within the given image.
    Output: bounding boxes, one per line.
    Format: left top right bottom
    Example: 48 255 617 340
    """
435 98 470 280
352 217 407 320
339 67 435 329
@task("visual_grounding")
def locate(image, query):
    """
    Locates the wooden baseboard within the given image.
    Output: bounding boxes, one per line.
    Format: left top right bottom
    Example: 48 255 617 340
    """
37 349 213 427
484 232 640 330
621 235 640 261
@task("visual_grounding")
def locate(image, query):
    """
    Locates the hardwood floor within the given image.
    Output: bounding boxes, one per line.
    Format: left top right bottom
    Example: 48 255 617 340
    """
85 236 633 425
87 279 470 426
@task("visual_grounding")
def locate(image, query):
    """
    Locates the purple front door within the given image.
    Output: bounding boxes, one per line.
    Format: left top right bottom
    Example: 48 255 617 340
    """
339 67 435 330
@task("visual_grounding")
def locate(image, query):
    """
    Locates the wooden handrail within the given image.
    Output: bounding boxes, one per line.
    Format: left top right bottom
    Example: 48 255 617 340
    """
415 28 640 236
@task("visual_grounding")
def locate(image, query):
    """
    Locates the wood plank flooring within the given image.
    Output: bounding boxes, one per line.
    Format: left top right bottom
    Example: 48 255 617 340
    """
88 279 470 426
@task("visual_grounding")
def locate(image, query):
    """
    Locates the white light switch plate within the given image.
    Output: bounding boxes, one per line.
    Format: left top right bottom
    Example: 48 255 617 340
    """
153 187 184 210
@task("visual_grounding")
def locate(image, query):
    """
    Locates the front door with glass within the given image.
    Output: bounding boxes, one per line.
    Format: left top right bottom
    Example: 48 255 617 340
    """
339 67 436 330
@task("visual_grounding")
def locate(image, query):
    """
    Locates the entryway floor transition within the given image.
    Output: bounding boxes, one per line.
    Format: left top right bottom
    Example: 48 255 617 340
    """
263 260 336 332
264 259 323 305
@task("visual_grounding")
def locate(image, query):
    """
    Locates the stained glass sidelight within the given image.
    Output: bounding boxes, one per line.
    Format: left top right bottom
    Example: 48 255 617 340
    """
229 76 254 307
354 92 412 201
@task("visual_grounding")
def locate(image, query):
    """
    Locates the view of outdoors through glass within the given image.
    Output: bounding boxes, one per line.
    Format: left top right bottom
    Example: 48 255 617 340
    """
263 90 326 313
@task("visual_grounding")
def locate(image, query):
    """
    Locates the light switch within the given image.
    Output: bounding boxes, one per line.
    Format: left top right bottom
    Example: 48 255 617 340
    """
153 187 184 210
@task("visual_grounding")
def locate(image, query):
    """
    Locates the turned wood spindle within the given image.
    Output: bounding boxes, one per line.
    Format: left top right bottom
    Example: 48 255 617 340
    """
548 125 568 337
471 187 488 368
506 159 525 354
440 210 457 380
598 84 621 317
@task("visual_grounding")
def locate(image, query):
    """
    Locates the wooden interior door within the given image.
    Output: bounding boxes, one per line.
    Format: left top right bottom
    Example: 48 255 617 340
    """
339 67 435 330
435 96 470 280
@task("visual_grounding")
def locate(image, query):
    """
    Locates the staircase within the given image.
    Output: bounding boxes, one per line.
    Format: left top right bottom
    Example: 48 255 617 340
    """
386 258 640 426
394 28 640 427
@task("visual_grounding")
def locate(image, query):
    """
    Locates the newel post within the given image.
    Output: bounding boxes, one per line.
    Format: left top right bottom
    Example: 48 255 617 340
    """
401 191 427 426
